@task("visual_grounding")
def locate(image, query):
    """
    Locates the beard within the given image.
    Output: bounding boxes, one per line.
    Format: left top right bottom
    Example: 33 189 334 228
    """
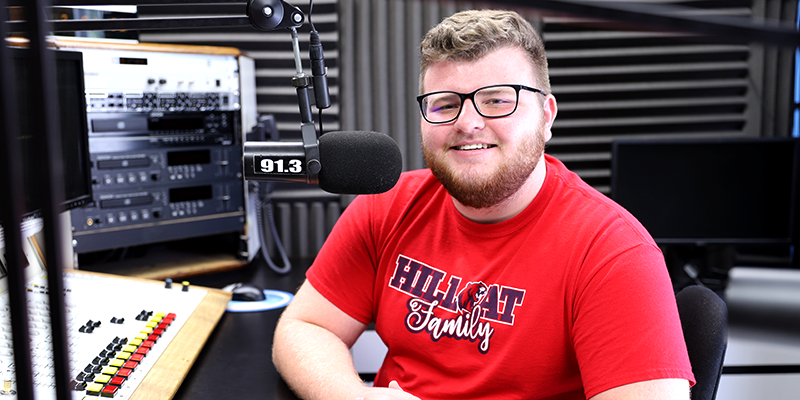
423 120 547 210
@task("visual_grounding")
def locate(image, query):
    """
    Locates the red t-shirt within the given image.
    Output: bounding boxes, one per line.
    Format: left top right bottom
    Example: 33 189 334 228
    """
308 155 694 399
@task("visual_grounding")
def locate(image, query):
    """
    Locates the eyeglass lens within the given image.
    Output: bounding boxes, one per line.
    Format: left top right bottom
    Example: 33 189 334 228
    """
422 86 519 123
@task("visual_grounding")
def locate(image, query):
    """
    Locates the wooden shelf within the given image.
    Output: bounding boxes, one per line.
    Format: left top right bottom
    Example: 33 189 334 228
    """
79 247 247 280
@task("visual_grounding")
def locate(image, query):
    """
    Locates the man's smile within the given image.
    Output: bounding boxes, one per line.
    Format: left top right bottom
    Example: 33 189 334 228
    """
452 143 497 151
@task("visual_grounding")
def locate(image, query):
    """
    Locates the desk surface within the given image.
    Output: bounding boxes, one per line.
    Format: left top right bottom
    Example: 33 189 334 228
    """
170 255 308 400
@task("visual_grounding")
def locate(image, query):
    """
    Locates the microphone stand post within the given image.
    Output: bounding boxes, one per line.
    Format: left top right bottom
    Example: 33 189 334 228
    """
288 27 322 184
248 0 320 184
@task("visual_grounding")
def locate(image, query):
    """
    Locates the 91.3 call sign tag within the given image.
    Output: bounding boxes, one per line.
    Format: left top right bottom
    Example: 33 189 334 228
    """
253 156 304 176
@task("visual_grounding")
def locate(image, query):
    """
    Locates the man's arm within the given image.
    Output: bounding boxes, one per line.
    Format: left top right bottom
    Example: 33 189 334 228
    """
272 280 420 400
590 378 690 400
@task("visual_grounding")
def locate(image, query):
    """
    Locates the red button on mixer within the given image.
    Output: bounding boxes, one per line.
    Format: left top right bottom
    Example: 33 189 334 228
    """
109 376 125 386
101 384 118 397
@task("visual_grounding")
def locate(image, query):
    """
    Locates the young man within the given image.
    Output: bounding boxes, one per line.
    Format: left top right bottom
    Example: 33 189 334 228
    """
272 9 694 400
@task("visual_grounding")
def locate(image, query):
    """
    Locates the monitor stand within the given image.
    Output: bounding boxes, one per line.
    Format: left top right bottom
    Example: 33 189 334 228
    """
663 244 736 295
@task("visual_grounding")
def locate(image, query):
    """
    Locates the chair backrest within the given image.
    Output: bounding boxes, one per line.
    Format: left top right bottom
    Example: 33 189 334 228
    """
675 285 728 400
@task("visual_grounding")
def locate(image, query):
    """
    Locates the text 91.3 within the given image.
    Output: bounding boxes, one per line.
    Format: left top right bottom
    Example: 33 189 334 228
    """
254 156 304 175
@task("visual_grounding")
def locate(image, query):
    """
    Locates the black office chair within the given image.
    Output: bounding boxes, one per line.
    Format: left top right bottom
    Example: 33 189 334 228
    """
675 285 728 400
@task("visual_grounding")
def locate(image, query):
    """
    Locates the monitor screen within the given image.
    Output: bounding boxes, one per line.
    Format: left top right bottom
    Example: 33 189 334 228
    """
611 137 798 245
1 48 92 215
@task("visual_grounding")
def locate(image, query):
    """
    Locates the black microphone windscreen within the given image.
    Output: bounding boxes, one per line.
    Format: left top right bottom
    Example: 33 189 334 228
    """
317 131 402 194
676 285 727 400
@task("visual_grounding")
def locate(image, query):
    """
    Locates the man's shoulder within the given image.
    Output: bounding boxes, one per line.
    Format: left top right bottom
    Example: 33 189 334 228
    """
545 155 616 209
544 154 655 244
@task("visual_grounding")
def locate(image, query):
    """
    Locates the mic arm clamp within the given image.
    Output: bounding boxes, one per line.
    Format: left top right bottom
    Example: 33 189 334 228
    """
247 0 305 31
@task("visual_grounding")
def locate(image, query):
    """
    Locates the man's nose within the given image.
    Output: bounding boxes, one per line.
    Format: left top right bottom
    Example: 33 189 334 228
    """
453 98 485 130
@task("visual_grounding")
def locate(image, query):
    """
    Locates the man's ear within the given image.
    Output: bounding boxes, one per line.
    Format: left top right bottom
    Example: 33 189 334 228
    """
542 94 557 142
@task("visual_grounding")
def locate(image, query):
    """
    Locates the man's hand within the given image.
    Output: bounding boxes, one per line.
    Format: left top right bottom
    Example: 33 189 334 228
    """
274 281 420 400
355 381 421 400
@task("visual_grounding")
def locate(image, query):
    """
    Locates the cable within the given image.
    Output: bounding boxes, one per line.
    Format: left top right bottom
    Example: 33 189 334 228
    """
308 0 315 32
308 0 330 136
262 198 292 274
253 181 291 274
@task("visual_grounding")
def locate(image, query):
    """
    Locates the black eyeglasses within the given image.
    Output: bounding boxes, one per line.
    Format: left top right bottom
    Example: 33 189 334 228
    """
416 84 546 124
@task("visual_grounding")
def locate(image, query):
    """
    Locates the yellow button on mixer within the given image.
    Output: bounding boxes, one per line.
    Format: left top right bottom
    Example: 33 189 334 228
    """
123 345 137 353
86 382 103 396
109 359 125 368
101 367 118 375
95 374 111 384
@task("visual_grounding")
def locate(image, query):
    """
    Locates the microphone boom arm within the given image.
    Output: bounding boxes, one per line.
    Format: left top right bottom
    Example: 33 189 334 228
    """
6 0 798 47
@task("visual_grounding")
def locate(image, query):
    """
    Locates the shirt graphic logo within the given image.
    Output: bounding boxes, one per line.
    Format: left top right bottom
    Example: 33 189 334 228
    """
388 255 525 354
457 281 488 315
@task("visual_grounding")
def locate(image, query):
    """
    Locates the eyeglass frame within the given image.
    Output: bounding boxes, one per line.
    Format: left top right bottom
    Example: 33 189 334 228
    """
416 84 547 124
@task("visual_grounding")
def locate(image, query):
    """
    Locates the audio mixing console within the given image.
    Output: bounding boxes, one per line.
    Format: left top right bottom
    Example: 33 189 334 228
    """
1 228 229 399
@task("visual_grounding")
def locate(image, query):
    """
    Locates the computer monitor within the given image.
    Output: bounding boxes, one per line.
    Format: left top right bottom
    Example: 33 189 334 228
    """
1 48 92 216
611 137 798 246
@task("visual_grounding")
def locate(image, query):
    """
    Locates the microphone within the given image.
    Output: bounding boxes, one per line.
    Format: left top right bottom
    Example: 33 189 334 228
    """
243 130 402 194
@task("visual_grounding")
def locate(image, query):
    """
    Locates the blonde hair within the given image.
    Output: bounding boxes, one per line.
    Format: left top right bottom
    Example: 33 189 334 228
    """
419 9 550 94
